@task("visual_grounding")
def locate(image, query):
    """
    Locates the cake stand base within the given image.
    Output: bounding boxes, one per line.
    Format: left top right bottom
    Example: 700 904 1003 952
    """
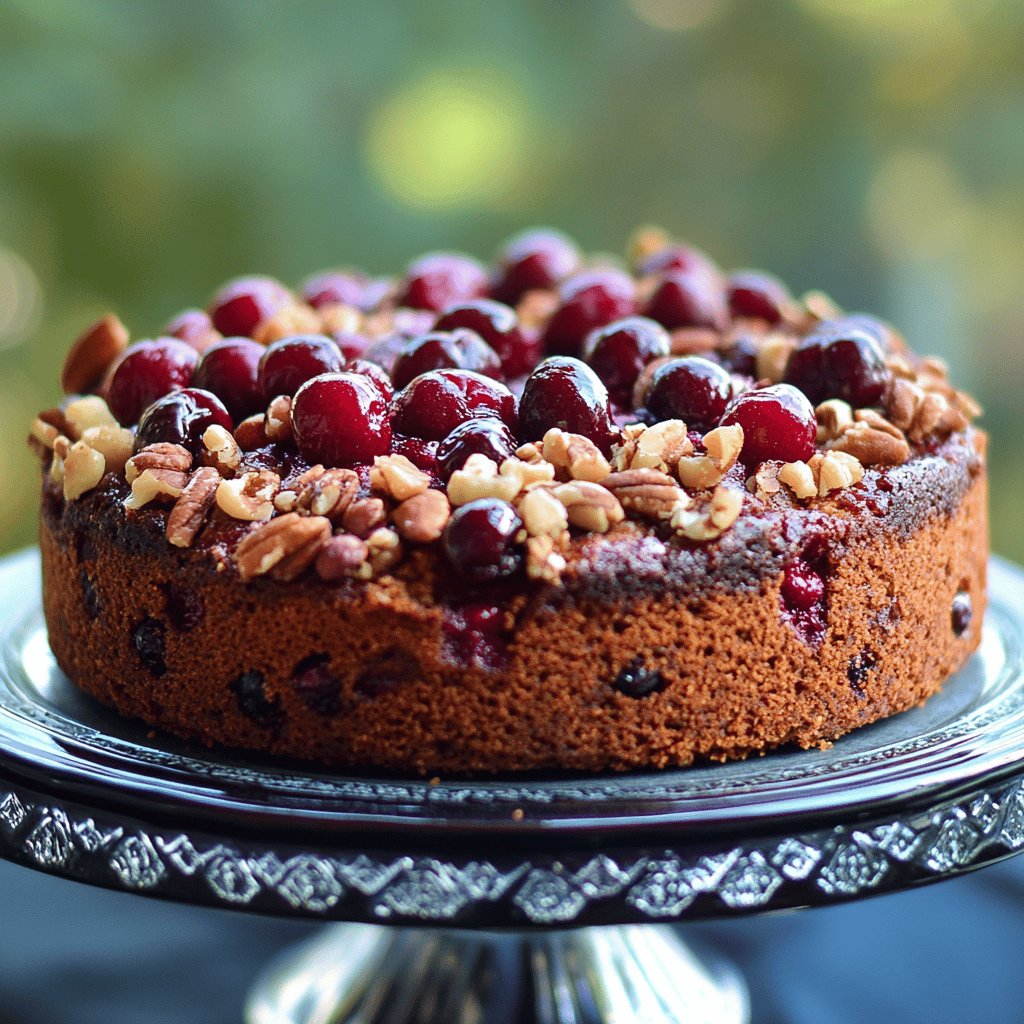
246 923 748 1024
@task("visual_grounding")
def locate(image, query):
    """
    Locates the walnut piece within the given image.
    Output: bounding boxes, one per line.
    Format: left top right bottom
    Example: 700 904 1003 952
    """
79 424 134 472
447 454 521 505
525 534 567 583
540 428 611 482
166 468 220 547
366 527 403 574
371 454 431 501
234 513 331 582
517 486 569 538
265 396 293 443
816 399 854 443
613 420 692 474
670 485 743 541
201 424 242 474
777 460 817 500
251 304 321 345
810 450 864 496
676 424 743 490
61 314 128 395
552 480 625 533
755 334 797 384
63 441 106 501
342 496 387 538
391 488 450 543
125 469 187 510
295 466 360 520
64 395 118 439
215 470 280 521
126 443 193 484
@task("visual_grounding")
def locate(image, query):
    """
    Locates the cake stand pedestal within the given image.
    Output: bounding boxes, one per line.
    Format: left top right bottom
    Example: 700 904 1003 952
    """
1 550 1023 1024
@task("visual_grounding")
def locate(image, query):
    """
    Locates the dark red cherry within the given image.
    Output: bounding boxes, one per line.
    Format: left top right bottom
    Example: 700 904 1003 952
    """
583 316 671 406
133 388 233 455
258 335 343 400
391 330 501 390
107 338 198 426
718 334 759 378
436 419 518 479
208 276 292 337
519 357 616 452
397 252 488 311
491 228 580 304
781 559 826 611
784 319 891 407
643 356 734 432
165 309 221 352
435 299 540 379
391 370 518 441
542 268 636 358
345 358 394 403
727 271 791 324
331 331 373 362
192 338 265 421
390 434 440 479
442 498 523 582
291 372 391 468
300 270 368 309
720 384 816 464
636 244 719 280
645 268 728 332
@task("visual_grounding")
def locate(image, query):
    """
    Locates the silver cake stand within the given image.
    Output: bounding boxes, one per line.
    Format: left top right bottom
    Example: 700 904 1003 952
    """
0 548 1022 1023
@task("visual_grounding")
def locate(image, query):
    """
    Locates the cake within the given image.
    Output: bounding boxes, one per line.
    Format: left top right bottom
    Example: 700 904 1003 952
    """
30 228 988 773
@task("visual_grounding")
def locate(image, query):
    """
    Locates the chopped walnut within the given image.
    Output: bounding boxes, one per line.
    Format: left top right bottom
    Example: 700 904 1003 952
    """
294 466 360 521
366 527 403 574
670 485 743 541
371 454 431 501
809 450 864 496
201 424 242 475
816 399 854 443
777 460 817 500
603 468 689 522
64 395 117 439
447 454 521 506
125 469 187 510
755 334 797 384
28 416 61 456
392 488 450 543
265 395 293 443
215 470 280 521
552 480 625 533
676 424 743 490
752 460 784 500
63 441 106 501
526 534 567 583
612 420 692 474
234 513 331 582
517 486 569 538
166 468 220 547
251 303 321 345
79 424 134 473
540 428 611 482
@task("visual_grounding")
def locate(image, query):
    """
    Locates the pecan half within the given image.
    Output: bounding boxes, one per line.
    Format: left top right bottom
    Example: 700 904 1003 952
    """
126 443 193 483
166 468 220 547
603 468 688 521
296 467 360 520
552 480 625 533
61 314 128 395
234 513 331 582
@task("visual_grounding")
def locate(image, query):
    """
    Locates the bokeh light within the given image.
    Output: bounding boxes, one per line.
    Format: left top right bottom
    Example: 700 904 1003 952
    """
628 0 726 31
366 68 533 212
0 248 42 351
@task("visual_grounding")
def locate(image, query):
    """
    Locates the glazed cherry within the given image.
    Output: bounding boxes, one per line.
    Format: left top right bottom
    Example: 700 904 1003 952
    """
635 243 719 280
718 334 759 378
491 228 580 304
391 330 501 390
436 418 518 479
519 357 616 452
781 559 826 611
208 275 292 337
164 309 221 352
644 268 728 332
258 335 344 400
727 271 791 325
397 252 488 311
442 498 524 582
643 356 734 432
107 339 198 426
345 358 394 403
583 316 671 406
133 388 233 455
192 338 265 421
435 299 539 379
390 434 440 478
784 319 891 407
542 268 636 358
391 370 518 441
291 372 391 468
300 270 369 309
720 384 817 464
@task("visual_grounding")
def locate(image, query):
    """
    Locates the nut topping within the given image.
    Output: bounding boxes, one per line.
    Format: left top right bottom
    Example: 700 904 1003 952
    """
517 486 569 539
63 441 106 501
831 421 911 467
341 497 387 539
391 488 450 543
64 395 118 439
613 420 692 474
540 428 611 482
251 303 322 346
234 513 331 582
126 443 193 484
166 468 220 547
810 449 864 496
297 467 360 521
777 460 817 500
552 481 625 533
124 469 187 510
603 468 689 522
61 314 128 395
215 470 280 521
676 424 743 490
201 424 242 475
315 534 371 581
265 396 293 443
525 534 567 583
234 414 269 451
671 485 743 541
371 454 431 501
79 424 134 473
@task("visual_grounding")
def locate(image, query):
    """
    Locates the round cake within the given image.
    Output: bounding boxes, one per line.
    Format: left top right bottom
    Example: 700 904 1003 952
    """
31 228 988 773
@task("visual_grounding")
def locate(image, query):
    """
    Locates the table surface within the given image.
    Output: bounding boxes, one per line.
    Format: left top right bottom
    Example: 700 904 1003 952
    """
1 853 1022 1024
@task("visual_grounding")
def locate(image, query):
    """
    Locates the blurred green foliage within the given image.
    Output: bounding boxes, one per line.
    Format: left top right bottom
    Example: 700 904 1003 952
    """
0 0 1021 559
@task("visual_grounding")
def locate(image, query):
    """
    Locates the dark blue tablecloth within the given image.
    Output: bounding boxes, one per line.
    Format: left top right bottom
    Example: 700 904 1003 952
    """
1 855 1022 1024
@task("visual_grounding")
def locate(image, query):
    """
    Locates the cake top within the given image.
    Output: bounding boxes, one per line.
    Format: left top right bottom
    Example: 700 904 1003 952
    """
30 226 982 589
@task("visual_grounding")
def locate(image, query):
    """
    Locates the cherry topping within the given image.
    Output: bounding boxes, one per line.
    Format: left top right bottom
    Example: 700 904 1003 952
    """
436 418 518 479
720 384 816 464
391 370 518 441
345 358 394 403
208 275 292 337
134 388 232 455
727 270 791 324
107 339 198 426
291 372 392 468
643 356 734 432
491 228 580 304
442 498 523 582
300 270 368 309
718 334 759 377
192 338 265 421
258 335 343 400
435 299 539 379
390 434 440 478
397 252 488 311
519 357 616 452
165 309 221 352
635 243 719 280
391 329 501 390
583 316 671 406
644 268 728 332
542 268 636 358
784 319 891 407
